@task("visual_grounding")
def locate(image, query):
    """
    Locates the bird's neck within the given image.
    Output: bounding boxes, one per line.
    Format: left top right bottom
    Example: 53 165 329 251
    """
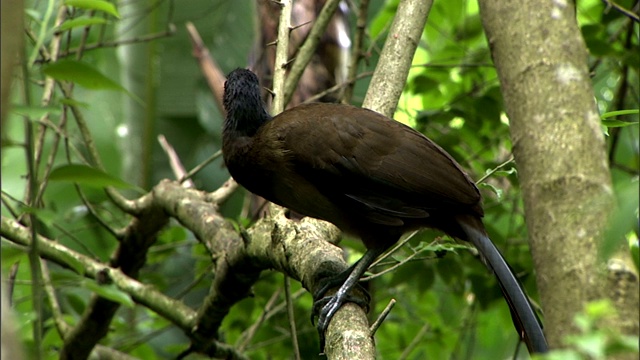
224 96 272 138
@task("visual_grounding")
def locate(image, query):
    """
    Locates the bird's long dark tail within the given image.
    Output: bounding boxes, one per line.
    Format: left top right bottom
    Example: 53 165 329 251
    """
456 214 548 354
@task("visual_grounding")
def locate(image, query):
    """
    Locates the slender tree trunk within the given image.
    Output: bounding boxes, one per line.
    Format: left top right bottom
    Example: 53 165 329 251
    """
117 2 160 189
1 0 23 133
478 0 639 355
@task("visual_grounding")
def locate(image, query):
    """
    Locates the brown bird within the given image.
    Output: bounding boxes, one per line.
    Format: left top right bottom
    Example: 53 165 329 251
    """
222 68 548 354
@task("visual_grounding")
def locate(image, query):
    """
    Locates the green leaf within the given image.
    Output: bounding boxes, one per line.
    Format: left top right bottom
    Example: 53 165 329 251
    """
602 180 639 261
10 105 61 118
453 13 483 42
43 60 125 91
50 269 84 284
158 226 188 244
584 299 615 319
631 239 639 272
621 49 639 69
24 9 42 23
570 332 607 358
601 119 638 128
64 0 120 18
58 250 87 276
129 343 159 359
57 16 109 32
60 98 89 108
369 8 394 39
1 243 27 264
83 280 134 307
418 241 470 254
610 334 640 354
494 167 517 177
19 206 58 228
410 75 439 94
581 24 615 57
64 292 88 315
49 164 138 190
600 109 639 129
478 182 503 200
601 109 639 119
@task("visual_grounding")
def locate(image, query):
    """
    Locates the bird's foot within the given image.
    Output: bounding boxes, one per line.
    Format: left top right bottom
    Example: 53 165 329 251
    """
311 286 370 352
310 249 383 352
315 294 342 352
313 292 368 352
310 273 370 324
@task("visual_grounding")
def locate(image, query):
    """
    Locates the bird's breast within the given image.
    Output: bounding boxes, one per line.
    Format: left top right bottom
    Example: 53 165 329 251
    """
223 132 291 201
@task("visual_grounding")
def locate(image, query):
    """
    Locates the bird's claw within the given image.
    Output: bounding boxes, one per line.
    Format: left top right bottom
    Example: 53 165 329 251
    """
316 295 342 352
312 294 345 352
311 291 370 352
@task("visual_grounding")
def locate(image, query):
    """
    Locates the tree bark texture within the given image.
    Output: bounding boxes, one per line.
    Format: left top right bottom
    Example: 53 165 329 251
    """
479 0 638 354
362 0 433 117
1 5 26 356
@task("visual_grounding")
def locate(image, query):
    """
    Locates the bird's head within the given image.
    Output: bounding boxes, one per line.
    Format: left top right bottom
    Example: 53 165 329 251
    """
223 68 271 136
223 69 261 111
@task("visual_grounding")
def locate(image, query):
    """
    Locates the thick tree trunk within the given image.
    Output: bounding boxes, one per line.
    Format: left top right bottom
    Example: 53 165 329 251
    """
479 0 639 355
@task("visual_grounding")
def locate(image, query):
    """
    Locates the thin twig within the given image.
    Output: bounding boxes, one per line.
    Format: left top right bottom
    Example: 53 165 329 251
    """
272 0 294 114
284 276 301 360
607 20 635 165
34 106 69 207
361 249 422 282
602 0 640 22
24 28 51 63
185 22 226 114
237 288 282 351
411 61 495 69
59 90 139 214
33 5 67 191
206 177 238 204
290 20 312 31
34 116 88 164
174 264 213 300
7 262 20 306
283 0 343 106
21 39 45 356
60 86 104 168
75 184 125 240
343 0 370 103
398 322 430 360
56 26 177 60
475 155 515 184
237 287 308 351
0 217 197 331
158 135 194 188
370 230 419 269
364 20 391 65
369 298 396 336
1 191 21 219
27 0 56 66
75 10 95 60
50 221 101 259
180 150 223 185
41 259 71 336
304 71 374 104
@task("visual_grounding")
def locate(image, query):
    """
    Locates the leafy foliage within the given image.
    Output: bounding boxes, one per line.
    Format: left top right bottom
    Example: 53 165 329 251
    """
534 300 640 360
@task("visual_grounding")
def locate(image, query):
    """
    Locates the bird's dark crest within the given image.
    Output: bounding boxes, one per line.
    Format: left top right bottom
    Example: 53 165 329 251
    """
223 68 271 137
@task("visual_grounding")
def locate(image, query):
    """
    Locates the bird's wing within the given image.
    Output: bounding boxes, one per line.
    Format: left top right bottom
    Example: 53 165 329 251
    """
270 103 482 223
